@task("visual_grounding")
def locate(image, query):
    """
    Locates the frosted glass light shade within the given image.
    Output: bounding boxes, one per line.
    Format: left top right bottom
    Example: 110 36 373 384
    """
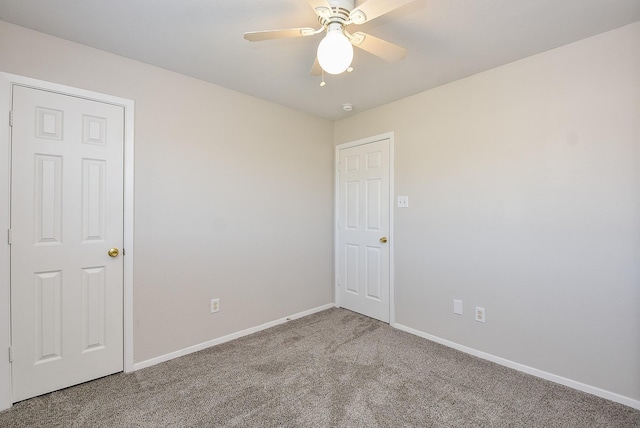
317 31 353 75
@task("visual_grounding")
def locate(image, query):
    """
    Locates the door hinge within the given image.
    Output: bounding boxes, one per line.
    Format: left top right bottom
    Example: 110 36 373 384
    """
8 347 12 363
8 110 13 127
7 229 11 245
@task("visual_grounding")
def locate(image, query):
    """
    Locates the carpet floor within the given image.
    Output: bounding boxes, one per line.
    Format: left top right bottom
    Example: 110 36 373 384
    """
0 308 638 427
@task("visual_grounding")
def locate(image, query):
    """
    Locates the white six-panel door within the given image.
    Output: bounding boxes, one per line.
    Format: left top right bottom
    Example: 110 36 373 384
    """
337 138 391 322
10 85 124 401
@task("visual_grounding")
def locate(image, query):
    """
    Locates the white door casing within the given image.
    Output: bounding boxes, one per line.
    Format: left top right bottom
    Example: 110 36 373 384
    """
336 134 394 323
0 73 135 410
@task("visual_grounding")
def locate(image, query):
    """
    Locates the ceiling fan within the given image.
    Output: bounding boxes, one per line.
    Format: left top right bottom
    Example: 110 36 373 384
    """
244 0 413 76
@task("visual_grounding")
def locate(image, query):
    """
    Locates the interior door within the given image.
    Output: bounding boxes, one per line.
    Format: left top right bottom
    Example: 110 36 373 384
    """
337 138 390 322
10 85 124 402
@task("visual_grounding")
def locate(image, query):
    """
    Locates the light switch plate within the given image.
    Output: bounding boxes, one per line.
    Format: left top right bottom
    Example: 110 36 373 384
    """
397 196 409 208
453 299 463 315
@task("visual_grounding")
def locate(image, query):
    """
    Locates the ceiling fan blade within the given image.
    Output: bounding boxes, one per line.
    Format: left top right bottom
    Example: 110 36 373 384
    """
351 32 406 62
306 0 332 18
310 57 322 76
244 28 316 42
349 0 415 24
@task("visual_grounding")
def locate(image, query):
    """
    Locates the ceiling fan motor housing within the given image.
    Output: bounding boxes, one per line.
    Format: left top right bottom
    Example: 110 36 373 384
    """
328 0 355 9
317 0 355 26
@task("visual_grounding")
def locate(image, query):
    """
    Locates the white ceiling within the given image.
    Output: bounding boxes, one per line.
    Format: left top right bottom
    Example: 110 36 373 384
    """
1 0 639 120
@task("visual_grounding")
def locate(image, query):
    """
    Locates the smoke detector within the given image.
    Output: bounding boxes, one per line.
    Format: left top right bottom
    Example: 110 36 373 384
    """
342 103 354 112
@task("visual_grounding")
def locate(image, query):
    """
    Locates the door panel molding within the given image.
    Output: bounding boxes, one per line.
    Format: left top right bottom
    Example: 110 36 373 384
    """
334 132 395 324
0 73 135 410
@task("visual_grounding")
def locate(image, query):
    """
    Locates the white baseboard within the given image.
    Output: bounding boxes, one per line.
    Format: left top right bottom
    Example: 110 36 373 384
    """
392 322 640 411
133 303 336 371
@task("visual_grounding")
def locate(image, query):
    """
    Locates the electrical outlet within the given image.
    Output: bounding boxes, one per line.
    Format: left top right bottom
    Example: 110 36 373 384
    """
210 298 220 314
475 306 485 323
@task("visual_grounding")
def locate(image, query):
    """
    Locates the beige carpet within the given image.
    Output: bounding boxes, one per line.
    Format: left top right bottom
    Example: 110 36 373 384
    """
0 308 638 427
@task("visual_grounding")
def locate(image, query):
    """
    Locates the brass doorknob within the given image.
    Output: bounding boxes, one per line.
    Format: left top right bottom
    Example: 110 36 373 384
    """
108 248 119 258
380 237 388 243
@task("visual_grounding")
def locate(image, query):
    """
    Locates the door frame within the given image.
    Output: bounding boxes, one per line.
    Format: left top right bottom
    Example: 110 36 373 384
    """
334 132 395 324
0 73 135 410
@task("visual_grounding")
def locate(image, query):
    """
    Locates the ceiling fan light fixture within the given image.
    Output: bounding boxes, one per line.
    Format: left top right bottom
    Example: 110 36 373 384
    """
317 28 353 75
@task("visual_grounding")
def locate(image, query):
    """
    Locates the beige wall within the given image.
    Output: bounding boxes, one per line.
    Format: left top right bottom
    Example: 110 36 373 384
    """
335 22 640 401
0 21 335 363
